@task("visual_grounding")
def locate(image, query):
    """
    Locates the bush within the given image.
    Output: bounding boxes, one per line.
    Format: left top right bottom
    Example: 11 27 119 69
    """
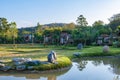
34 57 72 71
113 41 120 47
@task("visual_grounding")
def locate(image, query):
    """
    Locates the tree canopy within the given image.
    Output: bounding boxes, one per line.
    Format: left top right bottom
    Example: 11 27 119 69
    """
76 15 88 27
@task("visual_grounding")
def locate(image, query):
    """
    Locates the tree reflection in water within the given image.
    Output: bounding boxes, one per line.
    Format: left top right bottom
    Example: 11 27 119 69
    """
113 76 119 80
48 75 56 80
0 67 70 80
75 57 120 75
77 60 88 71
92 60 102 66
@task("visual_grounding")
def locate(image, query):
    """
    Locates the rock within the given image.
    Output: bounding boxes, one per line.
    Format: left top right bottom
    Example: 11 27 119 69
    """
14 61 24 66
27 66 34 70
47 51 57 63
1 66 11 71
16 65 26 71
12 58 24 62
25 58 32 62
73 52 81 57
77 43 83 49
40 61 50 64
0 63 5 67
12 58 32 66
12 58 32 62
103 45 109 53
26 60 41 66
0 60 4 63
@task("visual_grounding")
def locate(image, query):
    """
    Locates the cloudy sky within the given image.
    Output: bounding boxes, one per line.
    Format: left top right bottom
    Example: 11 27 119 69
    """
0 0 120 28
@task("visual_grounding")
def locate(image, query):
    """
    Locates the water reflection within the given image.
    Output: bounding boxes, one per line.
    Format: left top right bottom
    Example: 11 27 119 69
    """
74 57 120 75
0 68 70 80
113 76 120 80
1 57 120 80
77 60 88 71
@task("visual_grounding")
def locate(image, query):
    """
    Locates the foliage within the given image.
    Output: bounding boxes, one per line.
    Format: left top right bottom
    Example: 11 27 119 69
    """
63 23 75 30
113 40 120 48
92 20 104 28
76 15 88 27
34 57 72 71
0 18 18 43
1 13 120 45
109 13 120 32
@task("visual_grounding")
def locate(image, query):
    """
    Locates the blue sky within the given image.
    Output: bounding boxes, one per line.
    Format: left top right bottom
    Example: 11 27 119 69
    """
0 0 120 28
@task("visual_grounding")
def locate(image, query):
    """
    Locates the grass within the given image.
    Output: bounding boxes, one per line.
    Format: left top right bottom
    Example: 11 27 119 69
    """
0 44 78 61
79 46 120 57
34 57 72 71
0 44 120 61
0 44 120 71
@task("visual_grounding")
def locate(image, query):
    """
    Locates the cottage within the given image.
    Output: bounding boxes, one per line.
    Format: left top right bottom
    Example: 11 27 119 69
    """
96 34 112 46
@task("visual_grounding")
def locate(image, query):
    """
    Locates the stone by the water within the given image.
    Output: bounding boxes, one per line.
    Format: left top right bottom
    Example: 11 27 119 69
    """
12 58 32 62
12 58 32 66
40 61 50 64
73 52 81 57
27 66 34 70
47 51 57 63
0 66 11 71
103 45 109 53
0 60 4 63
16 65 26 71
14 61 24 66
26 60 41 66
0 63 5 67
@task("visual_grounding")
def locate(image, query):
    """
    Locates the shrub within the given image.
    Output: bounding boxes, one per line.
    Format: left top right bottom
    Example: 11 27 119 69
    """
34 57 72 71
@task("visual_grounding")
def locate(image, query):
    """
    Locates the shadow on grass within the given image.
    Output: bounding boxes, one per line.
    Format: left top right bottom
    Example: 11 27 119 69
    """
6 49 49 54
0 53 48 60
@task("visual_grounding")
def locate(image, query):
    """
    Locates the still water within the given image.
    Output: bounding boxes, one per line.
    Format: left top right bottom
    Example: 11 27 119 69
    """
0 57 120 80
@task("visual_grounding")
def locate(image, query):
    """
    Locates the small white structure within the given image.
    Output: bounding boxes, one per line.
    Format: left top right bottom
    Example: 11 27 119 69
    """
103 45 110 53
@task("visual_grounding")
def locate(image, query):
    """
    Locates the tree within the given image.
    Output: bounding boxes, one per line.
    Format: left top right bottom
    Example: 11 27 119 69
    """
115 25 120 36
36 22 42 30
0 18 10 43
92 20 104 28
0 18 18 44
76 15 88 27
109 13 120 32
9 22 18 45
64 23 75 30
35 23 43 36
34 23 43 43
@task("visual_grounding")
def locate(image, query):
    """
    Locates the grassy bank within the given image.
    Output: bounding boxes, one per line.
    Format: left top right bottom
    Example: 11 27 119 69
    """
78 46 120 57
34 57 72 71
0 44 120 71
1 57 72 72
0 44 120 61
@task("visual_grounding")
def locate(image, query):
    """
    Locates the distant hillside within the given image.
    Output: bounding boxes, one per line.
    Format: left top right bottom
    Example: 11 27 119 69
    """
44 23 66 27
18 27 36 35
18 23 67 33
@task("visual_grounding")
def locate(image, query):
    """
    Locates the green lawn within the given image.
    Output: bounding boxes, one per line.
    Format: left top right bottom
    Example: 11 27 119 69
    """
0 44 120 61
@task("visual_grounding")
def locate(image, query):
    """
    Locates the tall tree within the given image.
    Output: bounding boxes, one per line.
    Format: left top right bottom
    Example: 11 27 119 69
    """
76 15 88 27
92 20 104 28
9 22 18 45
109 13 120 32
0 18 10 43
35 22 42 35
36 22 42 30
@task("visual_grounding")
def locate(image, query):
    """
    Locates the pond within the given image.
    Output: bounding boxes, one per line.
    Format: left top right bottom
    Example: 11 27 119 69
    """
0 57 120 80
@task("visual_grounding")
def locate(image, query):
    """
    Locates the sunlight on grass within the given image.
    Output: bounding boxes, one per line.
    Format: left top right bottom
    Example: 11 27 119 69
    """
0 44 120 61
